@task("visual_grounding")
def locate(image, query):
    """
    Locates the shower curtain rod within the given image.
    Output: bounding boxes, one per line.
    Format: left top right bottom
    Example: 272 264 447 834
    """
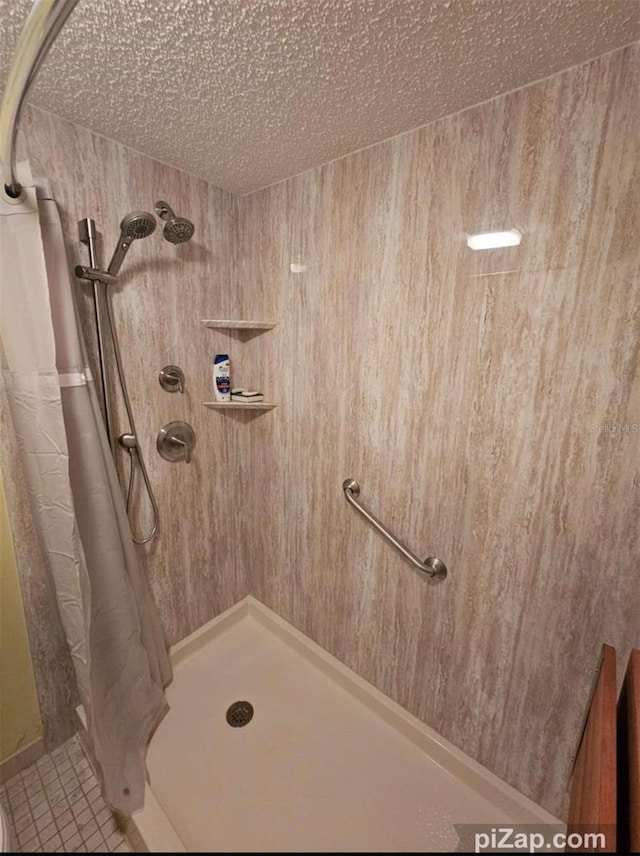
0 0 79 199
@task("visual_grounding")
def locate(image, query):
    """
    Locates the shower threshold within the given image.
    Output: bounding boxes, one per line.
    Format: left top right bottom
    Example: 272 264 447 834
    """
130 596 561 852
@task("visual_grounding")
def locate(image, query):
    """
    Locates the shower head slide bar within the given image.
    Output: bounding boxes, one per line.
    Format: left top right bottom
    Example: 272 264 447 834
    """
0 0 80 200
342 479 447 582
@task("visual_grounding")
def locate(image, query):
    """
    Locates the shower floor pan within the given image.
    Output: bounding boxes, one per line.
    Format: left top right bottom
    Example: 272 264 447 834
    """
136 596 560 852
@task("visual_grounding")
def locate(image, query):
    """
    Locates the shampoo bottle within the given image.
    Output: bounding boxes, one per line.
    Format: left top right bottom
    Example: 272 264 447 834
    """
213 354 231 401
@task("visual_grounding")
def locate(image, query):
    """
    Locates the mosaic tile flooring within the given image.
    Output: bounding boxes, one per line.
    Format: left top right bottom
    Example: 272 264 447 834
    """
0 735 131 853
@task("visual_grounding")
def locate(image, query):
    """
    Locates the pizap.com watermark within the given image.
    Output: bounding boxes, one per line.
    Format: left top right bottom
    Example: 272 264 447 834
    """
455 824 613 853
591 422 639 434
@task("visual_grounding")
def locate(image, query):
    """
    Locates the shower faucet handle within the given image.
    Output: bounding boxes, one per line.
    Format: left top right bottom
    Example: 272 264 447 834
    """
170 435 191 463
157 421 195 464
159 365 185 393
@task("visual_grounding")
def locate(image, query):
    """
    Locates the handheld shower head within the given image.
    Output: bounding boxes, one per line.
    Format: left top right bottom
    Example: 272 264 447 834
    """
121 211 156 240
155 200 195 244
107 211 157 276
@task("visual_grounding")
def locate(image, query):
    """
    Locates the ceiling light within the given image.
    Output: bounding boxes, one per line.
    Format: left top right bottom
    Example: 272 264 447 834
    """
466 229 522 250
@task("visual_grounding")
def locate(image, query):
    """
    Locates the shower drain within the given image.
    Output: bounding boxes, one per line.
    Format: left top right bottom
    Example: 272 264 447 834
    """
226 700 254 727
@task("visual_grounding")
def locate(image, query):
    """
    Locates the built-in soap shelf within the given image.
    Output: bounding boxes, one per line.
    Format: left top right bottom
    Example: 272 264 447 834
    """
200 319 277 331
203 401 277 411
202 318 277 413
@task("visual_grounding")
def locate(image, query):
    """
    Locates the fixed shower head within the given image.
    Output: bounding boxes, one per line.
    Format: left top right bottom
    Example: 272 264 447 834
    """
164 218 195 244
107 211 157 276
155 200 195 244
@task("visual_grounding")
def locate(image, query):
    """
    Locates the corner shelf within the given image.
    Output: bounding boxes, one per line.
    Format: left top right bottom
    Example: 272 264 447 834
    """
201 320 277 331
202 318 277 412
203 401 276 411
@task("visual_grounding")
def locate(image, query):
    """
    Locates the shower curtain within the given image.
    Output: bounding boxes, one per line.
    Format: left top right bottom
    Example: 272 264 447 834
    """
0 163 171 814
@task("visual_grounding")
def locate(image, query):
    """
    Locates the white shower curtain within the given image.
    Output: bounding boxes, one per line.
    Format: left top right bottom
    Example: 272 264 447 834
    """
0 163 171 814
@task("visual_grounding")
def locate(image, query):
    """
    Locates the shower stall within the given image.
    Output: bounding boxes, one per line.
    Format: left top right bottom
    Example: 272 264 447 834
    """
2 0 639 852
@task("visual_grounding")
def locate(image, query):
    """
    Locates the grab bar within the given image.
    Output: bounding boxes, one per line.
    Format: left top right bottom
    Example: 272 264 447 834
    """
342 479 447 582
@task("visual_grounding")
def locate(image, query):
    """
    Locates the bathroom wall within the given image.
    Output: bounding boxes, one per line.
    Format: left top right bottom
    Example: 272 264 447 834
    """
234 42 640 816
0 470 43 769
3 104 246 748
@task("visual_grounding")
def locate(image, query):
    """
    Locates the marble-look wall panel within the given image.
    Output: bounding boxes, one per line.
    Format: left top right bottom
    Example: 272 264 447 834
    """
235 43 640 817
7 106 246 746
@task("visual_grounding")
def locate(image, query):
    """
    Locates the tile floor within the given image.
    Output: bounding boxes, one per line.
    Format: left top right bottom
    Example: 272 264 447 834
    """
0 735 131 853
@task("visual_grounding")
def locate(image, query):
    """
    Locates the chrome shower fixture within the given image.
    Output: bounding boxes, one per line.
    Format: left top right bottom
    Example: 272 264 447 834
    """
107 211 157 276
155 200 195 244
75 211 156 284
74 211 160 543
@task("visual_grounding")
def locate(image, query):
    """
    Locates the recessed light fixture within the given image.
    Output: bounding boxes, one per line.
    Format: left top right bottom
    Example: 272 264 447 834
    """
466 228 522 250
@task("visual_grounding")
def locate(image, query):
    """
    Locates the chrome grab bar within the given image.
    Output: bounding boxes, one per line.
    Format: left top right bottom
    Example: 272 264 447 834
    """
342 479 447 582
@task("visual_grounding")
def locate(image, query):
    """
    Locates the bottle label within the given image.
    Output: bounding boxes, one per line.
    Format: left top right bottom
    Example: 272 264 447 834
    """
213 354 231 400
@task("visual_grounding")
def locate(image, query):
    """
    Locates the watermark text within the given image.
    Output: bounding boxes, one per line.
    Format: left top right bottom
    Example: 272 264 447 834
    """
455 824 611 853
591 422 638 433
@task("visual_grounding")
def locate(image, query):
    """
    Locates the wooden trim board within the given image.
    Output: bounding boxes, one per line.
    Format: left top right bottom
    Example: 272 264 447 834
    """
567 644 617 852
618 648 640 853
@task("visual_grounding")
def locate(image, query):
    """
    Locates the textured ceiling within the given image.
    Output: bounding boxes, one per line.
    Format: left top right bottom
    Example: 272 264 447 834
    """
0 0 638 194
